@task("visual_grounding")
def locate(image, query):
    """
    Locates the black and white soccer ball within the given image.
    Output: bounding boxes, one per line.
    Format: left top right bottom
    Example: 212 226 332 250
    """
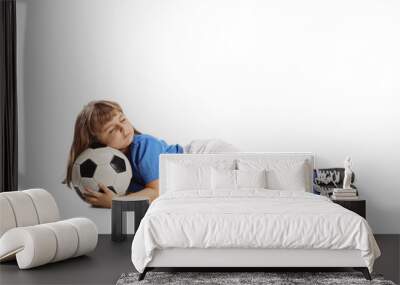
71 144 132 200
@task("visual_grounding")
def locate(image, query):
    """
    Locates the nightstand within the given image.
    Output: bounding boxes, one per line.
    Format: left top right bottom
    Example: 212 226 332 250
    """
332 199 366 219
111 196 150 242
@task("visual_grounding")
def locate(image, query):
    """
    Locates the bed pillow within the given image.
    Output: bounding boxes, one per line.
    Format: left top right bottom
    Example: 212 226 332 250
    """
237 159 310 191
266 162 307 191
166 162 212 192
211 168 237 190
236 169 268 189
211 168 268 190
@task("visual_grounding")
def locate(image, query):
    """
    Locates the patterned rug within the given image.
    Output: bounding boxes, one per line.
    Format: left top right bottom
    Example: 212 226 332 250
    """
116 271 396 285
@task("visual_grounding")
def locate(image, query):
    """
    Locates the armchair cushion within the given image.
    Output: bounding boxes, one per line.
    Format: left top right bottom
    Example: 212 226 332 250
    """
0 189 97 269
0 218 97 269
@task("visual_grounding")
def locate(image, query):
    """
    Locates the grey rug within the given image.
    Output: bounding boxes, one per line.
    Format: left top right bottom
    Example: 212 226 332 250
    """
116 271 396 285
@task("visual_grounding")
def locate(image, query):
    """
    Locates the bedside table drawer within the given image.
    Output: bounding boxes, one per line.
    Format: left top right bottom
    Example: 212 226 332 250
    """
332 200 366 219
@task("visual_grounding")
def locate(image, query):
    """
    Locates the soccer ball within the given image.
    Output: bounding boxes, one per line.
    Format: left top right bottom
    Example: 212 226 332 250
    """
71 143 132 200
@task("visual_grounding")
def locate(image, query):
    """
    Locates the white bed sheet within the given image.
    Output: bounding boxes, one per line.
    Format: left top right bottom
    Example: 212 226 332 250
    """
131 190 380 273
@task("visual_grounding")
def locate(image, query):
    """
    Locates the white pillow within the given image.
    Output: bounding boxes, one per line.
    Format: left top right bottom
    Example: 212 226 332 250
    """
237 159 309 191
211 168 268 190
211 168 237 190
236 169 268 188
166 162 212 191
266 162 307 191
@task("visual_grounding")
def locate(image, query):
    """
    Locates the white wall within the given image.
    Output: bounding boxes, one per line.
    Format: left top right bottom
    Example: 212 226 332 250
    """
17 0 400 233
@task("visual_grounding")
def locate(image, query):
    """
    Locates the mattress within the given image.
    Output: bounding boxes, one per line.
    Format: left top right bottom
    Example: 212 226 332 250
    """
131 189 381 273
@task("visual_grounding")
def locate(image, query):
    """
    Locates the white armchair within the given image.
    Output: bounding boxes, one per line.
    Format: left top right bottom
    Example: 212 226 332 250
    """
0 188 98 269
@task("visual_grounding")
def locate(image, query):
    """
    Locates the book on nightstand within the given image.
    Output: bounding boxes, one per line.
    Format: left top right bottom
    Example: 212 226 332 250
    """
331 188 359 200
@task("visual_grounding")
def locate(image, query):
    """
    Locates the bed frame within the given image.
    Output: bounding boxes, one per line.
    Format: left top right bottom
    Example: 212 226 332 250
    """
138 153 372 281
140 248 370 280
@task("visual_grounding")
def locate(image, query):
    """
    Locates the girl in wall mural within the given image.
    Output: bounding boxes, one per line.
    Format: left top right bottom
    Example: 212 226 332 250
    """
62 100 240 208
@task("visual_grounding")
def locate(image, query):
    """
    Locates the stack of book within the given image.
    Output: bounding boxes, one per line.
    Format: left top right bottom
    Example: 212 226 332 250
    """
331 188 358 200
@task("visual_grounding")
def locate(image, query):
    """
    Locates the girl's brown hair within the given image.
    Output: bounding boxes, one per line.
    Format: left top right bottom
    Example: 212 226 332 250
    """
62 100 141 188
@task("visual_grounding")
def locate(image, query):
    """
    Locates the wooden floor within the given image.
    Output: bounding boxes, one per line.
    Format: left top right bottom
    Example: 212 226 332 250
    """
0 235 399 285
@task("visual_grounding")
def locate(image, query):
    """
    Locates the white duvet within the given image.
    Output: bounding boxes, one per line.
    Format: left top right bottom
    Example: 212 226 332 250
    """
131 190 381 273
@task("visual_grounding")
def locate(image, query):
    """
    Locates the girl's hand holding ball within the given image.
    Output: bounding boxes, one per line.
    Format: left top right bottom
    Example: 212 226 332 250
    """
83 183 116 209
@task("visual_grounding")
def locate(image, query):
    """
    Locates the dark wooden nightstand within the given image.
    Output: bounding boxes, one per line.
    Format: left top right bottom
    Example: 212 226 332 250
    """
332 199 366 219
111 196 149 242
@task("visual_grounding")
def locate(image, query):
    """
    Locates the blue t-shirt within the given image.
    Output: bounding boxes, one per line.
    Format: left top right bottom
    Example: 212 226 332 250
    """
126 134 183 193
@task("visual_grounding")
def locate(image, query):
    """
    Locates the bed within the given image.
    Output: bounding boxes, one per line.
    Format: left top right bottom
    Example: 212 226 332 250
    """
131 153 381 280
